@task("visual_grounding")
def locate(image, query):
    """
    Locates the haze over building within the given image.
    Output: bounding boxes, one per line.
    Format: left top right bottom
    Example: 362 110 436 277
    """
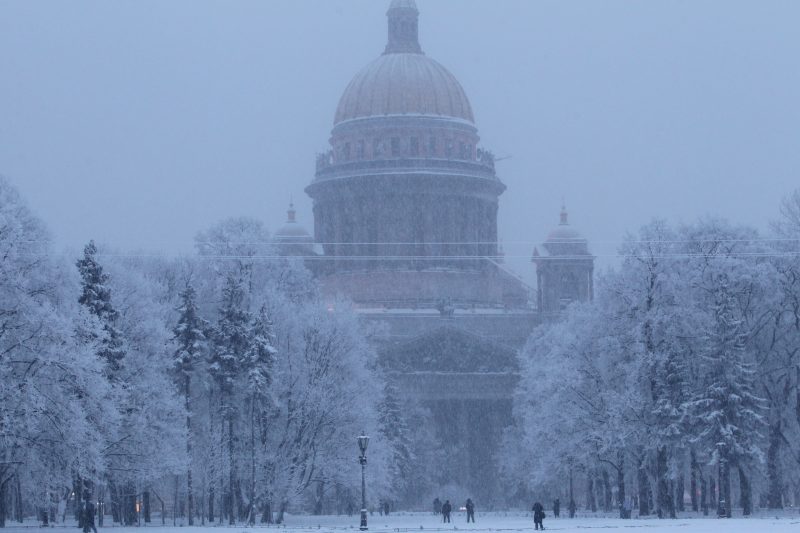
281 0 596 501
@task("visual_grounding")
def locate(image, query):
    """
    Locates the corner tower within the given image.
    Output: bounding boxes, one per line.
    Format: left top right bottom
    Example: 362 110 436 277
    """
533 205 595 313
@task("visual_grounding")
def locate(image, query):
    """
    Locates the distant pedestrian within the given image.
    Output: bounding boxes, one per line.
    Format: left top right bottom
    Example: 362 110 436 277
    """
384 501 390 516
553 499 560 518
442 500 452 523
433 497 442 515
465 498 475 523
717 499 728 518
532 501 545 530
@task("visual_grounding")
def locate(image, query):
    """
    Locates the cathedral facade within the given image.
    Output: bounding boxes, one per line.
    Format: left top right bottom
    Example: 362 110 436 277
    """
284 0 594 503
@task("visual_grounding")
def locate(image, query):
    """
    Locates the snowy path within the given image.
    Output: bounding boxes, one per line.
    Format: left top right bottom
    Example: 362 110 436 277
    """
5 513 800 533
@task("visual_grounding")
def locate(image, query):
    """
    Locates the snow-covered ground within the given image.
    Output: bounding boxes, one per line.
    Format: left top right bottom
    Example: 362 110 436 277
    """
5 512 800 533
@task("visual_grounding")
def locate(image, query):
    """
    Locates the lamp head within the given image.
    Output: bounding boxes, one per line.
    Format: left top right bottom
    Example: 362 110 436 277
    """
358 435 370 455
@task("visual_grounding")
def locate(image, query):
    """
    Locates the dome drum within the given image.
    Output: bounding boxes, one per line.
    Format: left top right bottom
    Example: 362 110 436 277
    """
312 154 501 186
330 115 479 161
307 172 505 202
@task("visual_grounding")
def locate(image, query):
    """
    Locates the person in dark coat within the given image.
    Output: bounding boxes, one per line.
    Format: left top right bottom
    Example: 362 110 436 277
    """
433 497 441 515
532 501 545 530
465 498 475 523
553 498 560 518
441 500 452 523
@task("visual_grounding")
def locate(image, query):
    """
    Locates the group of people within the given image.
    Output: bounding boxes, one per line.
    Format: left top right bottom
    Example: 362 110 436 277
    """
430 498 477 524
431 497 553 528
432 497 475 523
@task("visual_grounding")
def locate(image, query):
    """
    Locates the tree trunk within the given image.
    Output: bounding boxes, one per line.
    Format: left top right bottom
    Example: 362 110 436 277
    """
200 477 206 525
126 482 138 525
185 374 194 526
0 479 8 528
314 481 325 515
656 447 675 518
700 471 708 516
219 470 225 524
637 459 650 516
276 500 288 524
601 470 612 512
568 468 576 518
109 481 121 524
719 461 731 518
709 475 716 514
586 475 597 512
74 477 83 526
738 466 752 516
173 476 179 526
143 490 151 523
97 486 105 527
261 499 272 524
616 451 627 518
208 484 215 523
14 478 23 524
228 416 235 525
767 423 783 509
235 479 245 522
676 473 685 512
690 451 699 512
249 400 257 526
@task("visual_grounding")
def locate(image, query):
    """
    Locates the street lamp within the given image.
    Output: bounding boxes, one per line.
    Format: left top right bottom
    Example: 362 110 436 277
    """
358 435 370 531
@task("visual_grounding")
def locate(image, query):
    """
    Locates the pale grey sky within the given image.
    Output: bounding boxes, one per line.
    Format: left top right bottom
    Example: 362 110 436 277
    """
1 0 798 281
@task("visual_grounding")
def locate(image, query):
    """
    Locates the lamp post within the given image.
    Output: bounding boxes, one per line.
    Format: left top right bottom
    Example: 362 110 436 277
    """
358 435 370 531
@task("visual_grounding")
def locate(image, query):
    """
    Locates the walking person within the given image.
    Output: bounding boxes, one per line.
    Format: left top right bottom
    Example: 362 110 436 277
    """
532 501 545 531
433 498 442 515
442 500 452 523
465 498 475 523
553 498 560 518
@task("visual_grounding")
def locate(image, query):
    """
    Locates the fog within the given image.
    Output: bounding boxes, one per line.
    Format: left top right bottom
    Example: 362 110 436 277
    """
1 0 798 278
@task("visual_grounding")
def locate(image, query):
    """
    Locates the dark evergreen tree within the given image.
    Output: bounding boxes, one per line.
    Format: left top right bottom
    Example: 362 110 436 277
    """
243 305 277 525
378 381 414 505
76 240 125 375
208 274 251 525
689 275 766 517
172 283 209 526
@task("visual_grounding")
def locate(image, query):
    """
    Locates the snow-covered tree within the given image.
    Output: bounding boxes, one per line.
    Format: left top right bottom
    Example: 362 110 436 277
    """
208 273 251 524
76 241 125 376
242 305 277 524
688 275 766 516
172 283 209 525
377 381 414 505
0 177 113 526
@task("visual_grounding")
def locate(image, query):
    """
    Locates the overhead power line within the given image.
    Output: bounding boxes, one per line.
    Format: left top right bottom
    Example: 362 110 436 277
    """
6 251 800 261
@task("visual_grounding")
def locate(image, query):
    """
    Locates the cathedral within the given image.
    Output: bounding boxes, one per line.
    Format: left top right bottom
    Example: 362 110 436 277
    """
277 0 594 504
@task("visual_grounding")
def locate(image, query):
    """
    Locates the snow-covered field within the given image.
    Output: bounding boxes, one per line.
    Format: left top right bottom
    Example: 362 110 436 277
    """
5 512 800 533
